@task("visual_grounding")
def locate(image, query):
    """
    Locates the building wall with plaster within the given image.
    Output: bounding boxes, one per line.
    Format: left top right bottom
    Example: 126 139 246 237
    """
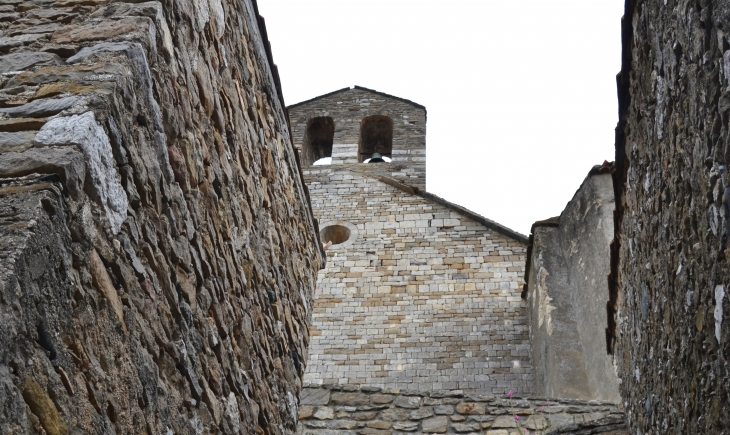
524 166 620 402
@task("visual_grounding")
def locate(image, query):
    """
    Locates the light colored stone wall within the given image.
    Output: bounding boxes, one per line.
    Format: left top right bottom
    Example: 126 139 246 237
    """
303 168 531 394
297 385 628 435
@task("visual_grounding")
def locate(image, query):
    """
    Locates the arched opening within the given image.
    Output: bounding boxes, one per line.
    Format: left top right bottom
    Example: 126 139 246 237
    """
303 117 335 166
358 115 393 163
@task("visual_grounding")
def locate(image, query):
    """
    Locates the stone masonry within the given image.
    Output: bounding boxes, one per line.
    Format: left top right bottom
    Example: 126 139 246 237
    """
292 90 532 395
297 385 628 435
303 169 530 393
289 87 427 190
524 164 620 403
610 0 730 432
0 1 323 434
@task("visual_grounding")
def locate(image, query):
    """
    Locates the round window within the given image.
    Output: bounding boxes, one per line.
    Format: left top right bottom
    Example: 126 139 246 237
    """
320 225 351 246
318 221 358 249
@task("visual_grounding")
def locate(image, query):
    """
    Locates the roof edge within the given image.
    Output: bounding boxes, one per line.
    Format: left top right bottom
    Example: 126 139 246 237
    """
287 86 427 118
417 191 529 244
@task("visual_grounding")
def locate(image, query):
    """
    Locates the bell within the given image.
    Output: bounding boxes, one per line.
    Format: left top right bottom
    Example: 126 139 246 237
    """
368 153 385 163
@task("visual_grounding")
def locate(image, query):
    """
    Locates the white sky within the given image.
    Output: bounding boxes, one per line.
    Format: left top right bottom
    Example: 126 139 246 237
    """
257 0 624 235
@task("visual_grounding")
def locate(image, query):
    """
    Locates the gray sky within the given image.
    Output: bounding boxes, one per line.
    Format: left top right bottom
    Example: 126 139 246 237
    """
257 0 624 235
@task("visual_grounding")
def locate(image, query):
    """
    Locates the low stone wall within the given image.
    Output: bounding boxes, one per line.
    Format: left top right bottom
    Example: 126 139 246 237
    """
298 386 627 435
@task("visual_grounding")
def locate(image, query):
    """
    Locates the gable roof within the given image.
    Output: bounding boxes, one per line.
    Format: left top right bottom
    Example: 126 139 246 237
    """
288 86 427 114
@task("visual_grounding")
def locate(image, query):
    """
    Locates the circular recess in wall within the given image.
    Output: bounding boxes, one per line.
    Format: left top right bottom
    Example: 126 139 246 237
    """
319 221 358 249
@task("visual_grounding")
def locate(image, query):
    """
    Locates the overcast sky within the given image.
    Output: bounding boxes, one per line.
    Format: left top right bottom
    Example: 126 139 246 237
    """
257 0 624 235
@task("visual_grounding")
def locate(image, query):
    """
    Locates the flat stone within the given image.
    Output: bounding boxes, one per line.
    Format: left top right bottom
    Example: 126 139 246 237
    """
313 407 334 420
455 403 486 415
393 396 421 409
89 248 127 332
490 416 517 429
381 408 410 422
524 415 548 430
421 416 448 433
0 52 62 73
485 431 509 435
52 17 154 45
0 131 36 153
33 82 96 100
0 97 78 118
34 112 128 233
371 394 395 405
0 118 46 132
301 388 330 405
330 420 357 430
433 405 454 415
0 147 85 198
330 392 369 406
452 422 481 433
367 421 391 429
352 411 378 421
298 406 314 419
392 421 418 432
0 34 48 52
409 408 433 420
66 41 133 64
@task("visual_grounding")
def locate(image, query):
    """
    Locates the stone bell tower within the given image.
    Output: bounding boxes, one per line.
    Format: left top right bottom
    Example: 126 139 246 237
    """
288 86 427 190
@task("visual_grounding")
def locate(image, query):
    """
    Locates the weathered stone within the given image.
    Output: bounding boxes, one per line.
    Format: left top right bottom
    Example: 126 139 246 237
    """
88 248 127 332
35 112 127 233
0 131 35 154
367 421 391 430
0 147 84 198
433 405 454 415
381 408 410 422
0 118 46 132
455 403 486 415
313 407 334 420
21 377 68 435
301 388 331 406
51 17 154 45
352 411 378 421
0 97 77 118
371 394 395 405
330 420 357 430
392 421 418 432
0 52 61 73
485 431 509 435
452 422 481 433
331 392 369 406
299 406 314 419
33 82 97 100
0 34 48 52
393 396 421 409
490 416 517 429
421 416 448 433
409 408 433 420
524 415 548 430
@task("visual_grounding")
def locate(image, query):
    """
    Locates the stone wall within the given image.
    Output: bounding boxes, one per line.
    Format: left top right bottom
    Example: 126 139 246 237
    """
524 166 620 402
0 1 323 434
297 385 628 435
302 167 531 394
611 0 730 432
289 87 427 190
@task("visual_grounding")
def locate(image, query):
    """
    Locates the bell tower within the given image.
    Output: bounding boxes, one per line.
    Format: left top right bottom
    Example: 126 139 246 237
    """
288 86 427 190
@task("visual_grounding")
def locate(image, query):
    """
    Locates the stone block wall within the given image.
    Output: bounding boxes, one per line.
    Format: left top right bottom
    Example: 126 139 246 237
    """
0 1 323 434
289 87 427 190
611 0 730 432
302 168 531 394
524 166 620 402
297 385 628 435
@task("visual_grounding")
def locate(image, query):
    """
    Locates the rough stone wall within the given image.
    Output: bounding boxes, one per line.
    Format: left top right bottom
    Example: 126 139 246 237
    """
297 385 628 435
611 0 730 432
289 87 427 190
0 1 324 434
302 167 531 394
524 167 620 402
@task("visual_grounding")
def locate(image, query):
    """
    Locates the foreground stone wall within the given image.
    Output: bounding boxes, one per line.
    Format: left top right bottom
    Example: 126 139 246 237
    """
297 385 628 435
611 0 730 432
302 167 531 394
524 166 620 402
0 1 323 434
